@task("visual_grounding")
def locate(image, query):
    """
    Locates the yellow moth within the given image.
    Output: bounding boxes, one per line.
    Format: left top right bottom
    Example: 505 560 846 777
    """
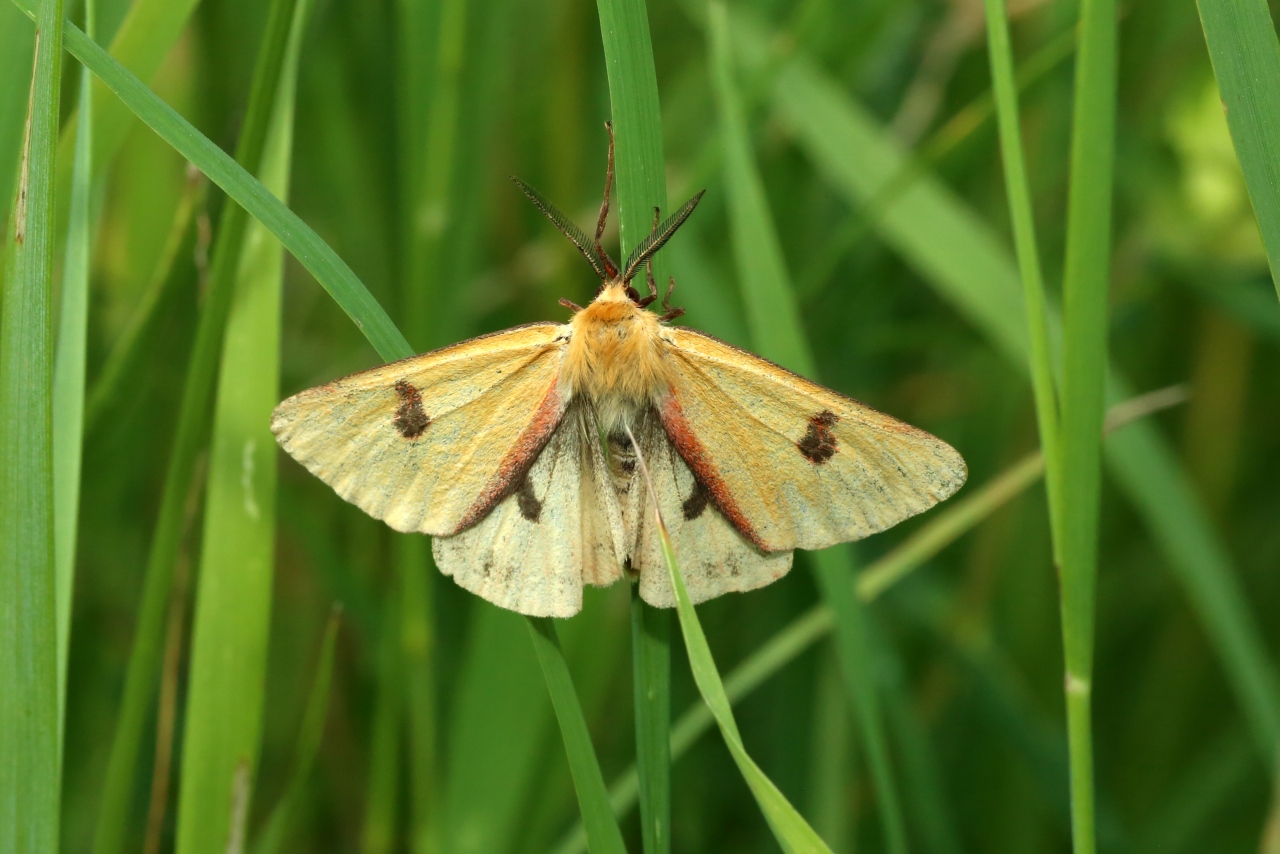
272 132 966 618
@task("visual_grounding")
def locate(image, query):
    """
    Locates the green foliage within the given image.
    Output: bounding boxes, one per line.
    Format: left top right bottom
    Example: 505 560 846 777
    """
6 0 1280 852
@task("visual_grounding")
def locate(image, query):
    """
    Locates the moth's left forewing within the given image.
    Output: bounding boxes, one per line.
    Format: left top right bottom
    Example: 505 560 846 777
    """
659 327 967 552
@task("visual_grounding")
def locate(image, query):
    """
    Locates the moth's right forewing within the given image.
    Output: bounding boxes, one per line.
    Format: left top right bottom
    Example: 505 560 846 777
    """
271 322 569 535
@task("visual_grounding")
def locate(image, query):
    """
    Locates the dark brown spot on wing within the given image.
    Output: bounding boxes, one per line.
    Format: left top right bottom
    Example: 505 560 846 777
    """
515 477 542 523
681 480 708 520
393 379 431 439
797 410 839 464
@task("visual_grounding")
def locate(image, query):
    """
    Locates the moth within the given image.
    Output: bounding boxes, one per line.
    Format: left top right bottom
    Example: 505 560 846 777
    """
272 130 966 618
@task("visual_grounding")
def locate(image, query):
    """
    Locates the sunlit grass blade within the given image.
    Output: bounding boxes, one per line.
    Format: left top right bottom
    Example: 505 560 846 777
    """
0 2 35 212
707 3 906 850
253 607 342 854
52 0 93 754
175 0 309 849
0 0 64 849
90 1 302 850
1057 0 1118 847
626 426 833 854
550 392 1183 854
981 0 1063 551
1196 0 1280 298
9 0 412 363
527 618 628 854
595 0 673 847
758 19 1280 763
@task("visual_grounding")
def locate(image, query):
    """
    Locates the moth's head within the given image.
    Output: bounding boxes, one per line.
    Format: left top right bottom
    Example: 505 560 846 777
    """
510 174 704 319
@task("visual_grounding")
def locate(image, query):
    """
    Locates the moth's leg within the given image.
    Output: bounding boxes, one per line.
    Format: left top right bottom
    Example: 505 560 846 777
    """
636 205 661 308
594 122 617 279
659 275 684 321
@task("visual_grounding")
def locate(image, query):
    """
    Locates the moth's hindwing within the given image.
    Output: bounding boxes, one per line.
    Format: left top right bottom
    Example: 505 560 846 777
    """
613 414 792 609
271 322 569 536
659 327 967 551
433 407 626 618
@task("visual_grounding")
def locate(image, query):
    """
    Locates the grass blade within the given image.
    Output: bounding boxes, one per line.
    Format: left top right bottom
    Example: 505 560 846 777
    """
175 0 310 850
628 428 833 854
1057 0 1118 848
0 0 63 849
253 608 342 854
1196 0 1280 298
91 0 302 849
595 0 673 847
981 0 1063 552
528 618 628 854
708 3 906 850
52 0 93 752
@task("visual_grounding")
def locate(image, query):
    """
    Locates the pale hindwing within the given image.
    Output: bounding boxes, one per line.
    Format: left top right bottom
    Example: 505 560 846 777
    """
271 323 569 536
614 414 791 609
433 409 626 618
659 327 967 551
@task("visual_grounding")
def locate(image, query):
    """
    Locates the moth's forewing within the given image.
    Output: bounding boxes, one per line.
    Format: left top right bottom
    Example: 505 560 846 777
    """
657 327 967 552
271 322 569 536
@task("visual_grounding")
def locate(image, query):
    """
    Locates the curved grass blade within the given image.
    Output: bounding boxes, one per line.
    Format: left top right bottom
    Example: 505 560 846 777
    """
707 3 906 850
0 0 64 849
174 0 310 850
1196 0 1280 299
528 618 628 854
595 0 674 847
625 423 834 854
52 0 93 755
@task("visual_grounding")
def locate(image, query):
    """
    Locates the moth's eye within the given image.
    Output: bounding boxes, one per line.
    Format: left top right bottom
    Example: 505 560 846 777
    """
626 286 641 303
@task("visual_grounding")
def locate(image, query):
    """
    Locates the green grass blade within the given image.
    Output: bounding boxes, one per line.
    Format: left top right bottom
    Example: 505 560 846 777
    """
361 596 402 854
707 4 906 850
0 2 35 214
981 0 1063 553
637 456 833 854
528 618 629 854
52 0 93 754
253 608 342 854
0 0 63 849
1057 0 1118 847
175 0 310 850
1196 0 1280 299
90 1 302 850
762 28 1280 763
595 0 673 847
9 0 413 363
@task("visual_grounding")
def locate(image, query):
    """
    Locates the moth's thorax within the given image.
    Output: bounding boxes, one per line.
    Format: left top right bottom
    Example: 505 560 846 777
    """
563 282 671 432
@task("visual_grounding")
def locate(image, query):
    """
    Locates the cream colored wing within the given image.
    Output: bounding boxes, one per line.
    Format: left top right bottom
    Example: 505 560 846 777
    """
433 407 626 617
658 327 967 552
609 413 791 609
271 322 571 536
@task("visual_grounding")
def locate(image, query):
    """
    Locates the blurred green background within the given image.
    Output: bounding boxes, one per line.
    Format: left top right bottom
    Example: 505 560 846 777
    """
3 0 1279 851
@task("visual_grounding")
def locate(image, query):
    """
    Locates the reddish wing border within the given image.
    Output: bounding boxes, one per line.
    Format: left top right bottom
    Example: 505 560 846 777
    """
658 389 770 551
450 378 567 534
